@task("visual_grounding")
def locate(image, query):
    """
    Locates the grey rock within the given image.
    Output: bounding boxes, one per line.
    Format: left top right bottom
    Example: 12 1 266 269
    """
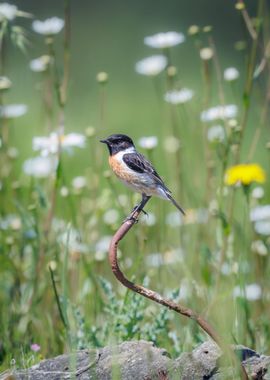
1 341 176 380
1 340 270 380
242 355 270 379
176 341 221 379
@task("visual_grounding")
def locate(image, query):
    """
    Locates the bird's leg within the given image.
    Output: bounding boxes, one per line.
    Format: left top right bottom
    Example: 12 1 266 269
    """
133 194 151 214
124 194 151 223
131 203 148 216
130 206 148 216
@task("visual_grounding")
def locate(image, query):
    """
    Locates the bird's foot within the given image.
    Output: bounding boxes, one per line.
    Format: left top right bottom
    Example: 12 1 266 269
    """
131 203 148 216
140 208 148 216
122 214 139 224
122 206 148 224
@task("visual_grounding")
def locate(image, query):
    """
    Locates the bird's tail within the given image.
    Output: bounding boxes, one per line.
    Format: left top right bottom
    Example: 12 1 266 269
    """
167 194 186 215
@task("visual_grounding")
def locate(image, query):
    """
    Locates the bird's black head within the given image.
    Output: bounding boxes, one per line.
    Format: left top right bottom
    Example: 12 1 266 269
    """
100 134 135 155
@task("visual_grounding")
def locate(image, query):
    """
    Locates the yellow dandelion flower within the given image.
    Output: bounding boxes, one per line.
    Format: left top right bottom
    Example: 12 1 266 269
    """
225 163 266 186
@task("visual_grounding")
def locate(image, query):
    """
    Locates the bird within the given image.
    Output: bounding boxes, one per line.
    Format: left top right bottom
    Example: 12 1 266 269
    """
100 134 185 217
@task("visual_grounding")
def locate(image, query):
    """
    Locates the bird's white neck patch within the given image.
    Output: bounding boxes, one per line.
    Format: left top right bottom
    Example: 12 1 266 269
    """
113 146 136 160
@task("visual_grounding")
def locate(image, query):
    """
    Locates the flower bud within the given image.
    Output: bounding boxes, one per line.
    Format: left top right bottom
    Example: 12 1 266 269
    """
96 71 108 84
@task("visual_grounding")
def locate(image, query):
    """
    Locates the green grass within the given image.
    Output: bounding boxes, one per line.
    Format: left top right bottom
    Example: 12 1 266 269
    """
1 0 270 375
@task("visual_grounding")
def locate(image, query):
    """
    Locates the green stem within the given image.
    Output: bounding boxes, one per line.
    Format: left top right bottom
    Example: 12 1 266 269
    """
234 0 264 164
49 266 68 329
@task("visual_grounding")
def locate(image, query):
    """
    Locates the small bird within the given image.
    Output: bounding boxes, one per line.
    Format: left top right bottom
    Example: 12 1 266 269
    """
100 134 185 216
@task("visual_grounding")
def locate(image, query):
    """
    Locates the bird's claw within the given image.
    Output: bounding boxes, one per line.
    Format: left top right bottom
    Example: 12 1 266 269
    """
122 215 139 224
141 209 148 216
131 205 148 216
122 203 148 224
122 208 148 224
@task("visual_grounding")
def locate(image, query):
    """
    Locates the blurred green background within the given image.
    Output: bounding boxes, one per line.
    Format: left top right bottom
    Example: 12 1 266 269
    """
6 0 266 197
9 0 255 139
1 0 270 373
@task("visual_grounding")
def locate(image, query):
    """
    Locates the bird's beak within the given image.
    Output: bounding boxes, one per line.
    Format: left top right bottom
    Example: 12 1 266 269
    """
100 139 108 144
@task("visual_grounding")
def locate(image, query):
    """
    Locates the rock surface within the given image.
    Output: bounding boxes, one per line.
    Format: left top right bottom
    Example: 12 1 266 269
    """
1 340 270 379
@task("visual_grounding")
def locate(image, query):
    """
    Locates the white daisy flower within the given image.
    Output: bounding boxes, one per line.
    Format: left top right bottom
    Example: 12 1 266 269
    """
30 55 51 72
233 283 262 301
144 32 185 48
250 204 270 235
63 133 86 149
0 104 27 118
0 3 17 20
72 176 87 190
250 205 270 221
207 125 225 143
224 67 239 81
33 132 86 156
32 17 64 35
135 55 167 76
23 156 57 178
254 221 270 236
0 3 31 20
138 136 158 150
33 134 58 155
200 104 238 122
251 186 264 199
164 88 194 104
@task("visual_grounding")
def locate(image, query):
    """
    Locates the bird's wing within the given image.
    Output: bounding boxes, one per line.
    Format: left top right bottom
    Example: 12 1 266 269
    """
123 152 171 192
123 151 185 215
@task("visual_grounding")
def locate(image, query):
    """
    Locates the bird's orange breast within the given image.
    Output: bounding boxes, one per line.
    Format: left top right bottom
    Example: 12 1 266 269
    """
109 154 137 182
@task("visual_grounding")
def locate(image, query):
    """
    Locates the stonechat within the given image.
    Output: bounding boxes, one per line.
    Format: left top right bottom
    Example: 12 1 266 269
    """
100 134 185 215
